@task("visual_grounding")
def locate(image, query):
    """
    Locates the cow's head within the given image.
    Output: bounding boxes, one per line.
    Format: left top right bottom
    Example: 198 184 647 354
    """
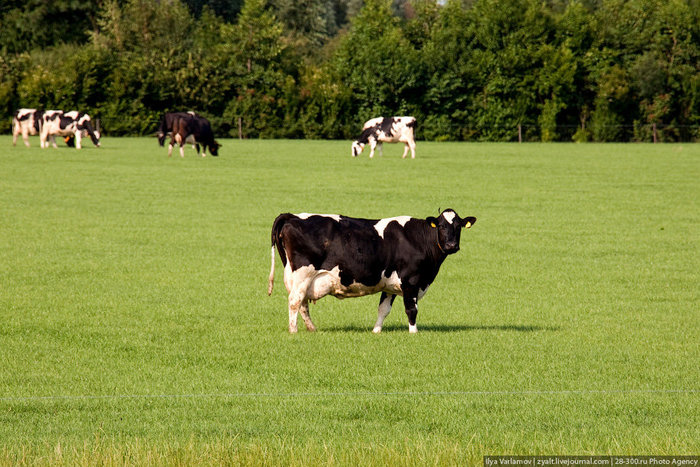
77 113 101 147
209 140 220 156
427 209 476 254
351 141 365 157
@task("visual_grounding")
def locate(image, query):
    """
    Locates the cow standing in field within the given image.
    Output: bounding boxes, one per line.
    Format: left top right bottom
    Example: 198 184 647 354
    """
352 116 417 159
12 109 44 147
167 113 220 157
40 110 101 149
156 111 198 152
268 209 476 333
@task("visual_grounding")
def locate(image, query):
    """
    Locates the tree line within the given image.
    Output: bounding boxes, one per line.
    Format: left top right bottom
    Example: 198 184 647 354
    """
1 0 699 142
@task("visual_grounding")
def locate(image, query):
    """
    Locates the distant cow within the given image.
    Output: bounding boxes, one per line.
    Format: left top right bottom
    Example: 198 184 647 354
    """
167 113 220 157
352 116 416 159
40 111 101 149
12 109 44 147
268 209 476 333
156 111 198 151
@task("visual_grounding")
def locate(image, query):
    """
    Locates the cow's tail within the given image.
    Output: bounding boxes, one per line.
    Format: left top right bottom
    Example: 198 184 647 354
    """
268 213 293 296
11 114 19 145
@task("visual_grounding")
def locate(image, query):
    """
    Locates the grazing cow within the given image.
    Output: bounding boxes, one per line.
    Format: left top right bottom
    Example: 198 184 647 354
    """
352 116 417 159
156 111 198 150
268 209 476 333
167 113 220 157
12 109 44 147
40 110 101 149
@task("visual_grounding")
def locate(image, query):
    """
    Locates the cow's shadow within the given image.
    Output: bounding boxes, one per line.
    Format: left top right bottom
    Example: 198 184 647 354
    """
320 323 560 334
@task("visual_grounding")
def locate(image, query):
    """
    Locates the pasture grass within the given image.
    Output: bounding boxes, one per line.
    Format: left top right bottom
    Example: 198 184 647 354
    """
0 137 698 465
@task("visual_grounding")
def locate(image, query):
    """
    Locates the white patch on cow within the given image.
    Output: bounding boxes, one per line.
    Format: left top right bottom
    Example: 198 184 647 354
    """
363 117 383 129
283 257 293 293
289 264 404 303
409 324 418 333
297 213 341 222
442 210 456 224
306 266 342 301
379 270 402 294
374 216 412 238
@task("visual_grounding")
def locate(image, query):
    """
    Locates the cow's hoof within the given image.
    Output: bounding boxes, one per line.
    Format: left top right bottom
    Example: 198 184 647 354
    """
409 325 418 333
372 327 382 334
288 326 298 333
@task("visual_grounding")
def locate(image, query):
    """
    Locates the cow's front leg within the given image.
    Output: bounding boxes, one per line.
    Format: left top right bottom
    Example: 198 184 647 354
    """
50 135 58 148
401 143 409 159
74 131 82 149
167 138 175 157
373 292 395 333
369 140 377 158
402 288 419 333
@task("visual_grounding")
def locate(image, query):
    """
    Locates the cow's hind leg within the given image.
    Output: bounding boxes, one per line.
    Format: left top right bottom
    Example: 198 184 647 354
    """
299 300 316 332
288 276 313 333
373 292 395 334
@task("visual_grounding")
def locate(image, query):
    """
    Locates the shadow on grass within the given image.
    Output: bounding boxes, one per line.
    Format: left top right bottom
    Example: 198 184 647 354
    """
321 323 560 334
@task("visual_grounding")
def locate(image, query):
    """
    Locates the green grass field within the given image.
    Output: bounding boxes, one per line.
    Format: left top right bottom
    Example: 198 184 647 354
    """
1 138 698 465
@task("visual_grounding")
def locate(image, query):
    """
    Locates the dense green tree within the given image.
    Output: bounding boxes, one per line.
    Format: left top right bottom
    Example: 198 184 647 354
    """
0 0 111 54
332 0 422 126
224 0 290 137
183 0 243 21
1 0 699 140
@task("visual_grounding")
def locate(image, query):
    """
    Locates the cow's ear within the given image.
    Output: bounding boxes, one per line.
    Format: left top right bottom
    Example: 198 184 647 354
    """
426 216 439 228
462 217 476 229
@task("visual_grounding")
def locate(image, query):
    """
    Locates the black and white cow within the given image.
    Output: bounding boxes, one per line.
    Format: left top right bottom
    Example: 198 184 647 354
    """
12 109 44 147
40 110 100 149
352 116 417 159
268 209 476 333
167 113 220 157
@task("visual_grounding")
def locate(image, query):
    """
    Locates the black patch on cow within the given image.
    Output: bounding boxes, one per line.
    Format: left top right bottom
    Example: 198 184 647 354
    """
33 111 44 132
379 117 395 135
15 110 31 122
355 126 377 145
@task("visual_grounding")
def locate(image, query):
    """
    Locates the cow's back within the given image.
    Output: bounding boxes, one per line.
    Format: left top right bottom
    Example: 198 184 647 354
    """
277 214 395 290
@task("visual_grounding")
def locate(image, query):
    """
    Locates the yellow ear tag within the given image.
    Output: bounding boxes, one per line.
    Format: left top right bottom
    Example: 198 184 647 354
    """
465 222 471 228
430 222 436 228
